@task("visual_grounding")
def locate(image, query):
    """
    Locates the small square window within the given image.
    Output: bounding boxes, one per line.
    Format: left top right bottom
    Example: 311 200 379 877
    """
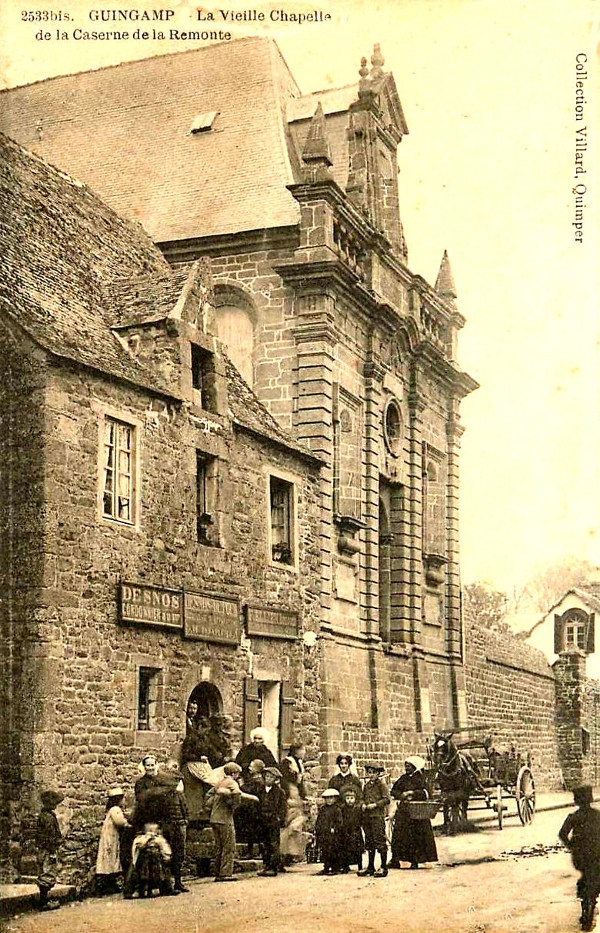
270 476 294 565
137 667 160 731
103 416 135 523
191 344 216 412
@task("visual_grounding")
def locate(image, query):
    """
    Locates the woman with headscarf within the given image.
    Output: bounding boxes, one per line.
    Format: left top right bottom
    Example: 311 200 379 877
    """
328 753 363 803
389 756 438 869
235 728 278 780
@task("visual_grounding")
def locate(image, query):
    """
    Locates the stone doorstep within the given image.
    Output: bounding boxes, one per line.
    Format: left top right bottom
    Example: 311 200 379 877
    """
0 883 76 917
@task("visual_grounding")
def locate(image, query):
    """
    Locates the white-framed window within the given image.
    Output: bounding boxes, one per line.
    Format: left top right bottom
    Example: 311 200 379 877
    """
269 475 294 566
565 615 587 650
103 416 135 523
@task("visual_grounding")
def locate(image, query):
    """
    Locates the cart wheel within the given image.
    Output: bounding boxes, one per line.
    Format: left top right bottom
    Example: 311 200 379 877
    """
516 766 536 824
495 784 503 830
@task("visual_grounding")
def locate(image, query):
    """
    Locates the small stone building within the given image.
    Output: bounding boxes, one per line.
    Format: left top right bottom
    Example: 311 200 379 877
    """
0 133 323 880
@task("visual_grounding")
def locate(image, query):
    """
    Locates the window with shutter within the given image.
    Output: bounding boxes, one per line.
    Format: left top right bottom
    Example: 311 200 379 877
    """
243 677 260 742
279 681 295 750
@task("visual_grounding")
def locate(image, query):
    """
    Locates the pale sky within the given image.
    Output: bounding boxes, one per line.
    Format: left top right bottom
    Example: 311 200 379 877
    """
1 0 599 591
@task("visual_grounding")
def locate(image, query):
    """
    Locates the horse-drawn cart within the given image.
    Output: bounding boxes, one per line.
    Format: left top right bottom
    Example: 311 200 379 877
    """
429 731 536 832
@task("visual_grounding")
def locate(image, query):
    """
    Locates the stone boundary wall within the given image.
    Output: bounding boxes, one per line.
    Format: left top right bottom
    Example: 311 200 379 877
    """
464 606 563 789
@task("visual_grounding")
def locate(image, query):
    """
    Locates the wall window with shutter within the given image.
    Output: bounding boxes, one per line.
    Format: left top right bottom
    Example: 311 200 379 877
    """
137 666 161 731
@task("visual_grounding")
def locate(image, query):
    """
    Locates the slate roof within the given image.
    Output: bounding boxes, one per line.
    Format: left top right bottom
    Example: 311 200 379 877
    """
0 132 319 464
0 131 177 395
0 37 302 243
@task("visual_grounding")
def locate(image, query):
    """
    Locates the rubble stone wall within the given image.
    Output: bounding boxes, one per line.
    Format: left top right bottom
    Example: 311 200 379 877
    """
2 349 322 883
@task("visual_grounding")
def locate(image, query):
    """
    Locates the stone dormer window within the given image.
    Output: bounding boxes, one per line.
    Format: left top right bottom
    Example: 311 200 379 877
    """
191 343 216 411
190 111 219 134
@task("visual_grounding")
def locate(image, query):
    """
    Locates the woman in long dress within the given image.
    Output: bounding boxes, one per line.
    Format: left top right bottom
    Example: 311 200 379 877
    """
389 756 438 869
280 744 309 865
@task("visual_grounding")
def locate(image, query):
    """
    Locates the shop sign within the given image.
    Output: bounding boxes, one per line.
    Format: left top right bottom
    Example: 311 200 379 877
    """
184 592 240 646
245 605 300 640
119 583 183 630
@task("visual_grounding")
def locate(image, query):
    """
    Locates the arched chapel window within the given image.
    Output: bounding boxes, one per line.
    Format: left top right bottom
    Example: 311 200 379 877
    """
214 287 256 387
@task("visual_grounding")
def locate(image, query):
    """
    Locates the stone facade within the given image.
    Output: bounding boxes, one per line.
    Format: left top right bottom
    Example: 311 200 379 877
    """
161 55 478 776
0 135 323 882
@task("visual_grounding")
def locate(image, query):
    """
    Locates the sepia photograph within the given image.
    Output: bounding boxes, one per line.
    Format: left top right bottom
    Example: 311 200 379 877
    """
0 0 598 930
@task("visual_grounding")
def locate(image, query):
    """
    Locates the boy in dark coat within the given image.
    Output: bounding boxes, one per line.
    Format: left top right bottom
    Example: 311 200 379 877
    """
257 767 287 876
559 785 600 931
315 789 344 874
35 789 64 910
339 788 364 873
358 763 390 878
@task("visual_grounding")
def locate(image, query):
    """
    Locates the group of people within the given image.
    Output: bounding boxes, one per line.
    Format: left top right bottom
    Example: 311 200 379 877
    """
32 746 600 930
91 730 311 895
315 753 438 878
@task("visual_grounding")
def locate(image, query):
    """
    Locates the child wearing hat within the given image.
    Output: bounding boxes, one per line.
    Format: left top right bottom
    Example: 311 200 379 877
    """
315 789 344 875
339 788 365 873
559 785 600 931
208 762 259 882
35 789 64 910
95 787 131 894
358 764 390 878
257 767 287 876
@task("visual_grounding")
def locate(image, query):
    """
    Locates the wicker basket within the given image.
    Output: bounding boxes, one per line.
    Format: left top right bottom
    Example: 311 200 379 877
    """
406 800 441 820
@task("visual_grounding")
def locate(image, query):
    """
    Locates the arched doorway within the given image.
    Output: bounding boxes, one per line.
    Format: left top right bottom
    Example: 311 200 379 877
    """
187 682 223 723
182 682 231 767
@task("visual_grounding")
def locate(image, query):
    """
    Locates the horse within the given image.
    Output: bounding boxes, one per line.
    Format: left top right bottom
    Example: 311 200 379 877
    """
431 732 485 834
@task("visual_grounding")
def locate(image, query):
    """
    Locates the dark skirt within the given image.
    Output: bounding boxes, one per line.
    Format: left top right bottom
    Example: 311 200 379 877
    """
391 806 438 864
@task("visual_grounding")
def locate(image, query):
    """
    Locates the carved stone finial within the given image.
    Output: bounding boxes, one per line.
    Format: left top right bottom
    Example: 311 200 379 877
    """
300 101 333 182
434 250 458 307
359 56 370 80
370 43 385 78
301 102 333 166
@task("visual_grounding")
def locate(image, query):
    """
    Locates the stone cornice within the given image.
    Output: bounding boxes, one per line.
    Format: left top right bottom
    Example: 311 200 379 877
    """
158 225 300 262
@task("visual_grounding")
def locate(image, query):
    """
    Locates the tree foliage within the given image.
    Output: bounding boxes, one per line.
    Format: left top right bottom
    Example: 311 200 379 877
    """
514 557 600 614
464 582 508 631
